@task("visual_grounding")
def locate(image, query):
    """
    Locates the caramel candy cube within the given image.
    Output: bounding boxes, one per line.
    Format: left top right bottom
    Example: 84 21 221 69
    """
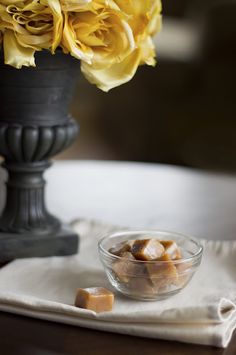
160 240 182 260
129 277 157 296
131 239 165 261
75 287 114 313
109 240 134 256
147 253 178 290
175 261 192 287
112 251 136 283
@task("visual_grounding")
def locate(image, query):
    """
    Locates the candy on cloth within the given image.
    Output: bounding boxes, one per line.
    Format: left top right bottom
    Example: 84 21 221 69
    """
75 287 114 313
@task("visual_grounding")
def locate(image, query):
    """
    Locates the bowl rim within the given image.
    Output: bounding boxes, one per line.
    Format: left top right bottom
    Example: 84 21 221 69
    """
98 229 203 264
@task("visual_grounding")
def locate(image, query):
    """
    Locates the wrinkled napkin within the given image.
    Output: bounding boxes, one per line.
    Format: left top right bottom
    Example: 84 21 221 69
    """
0 219 235 348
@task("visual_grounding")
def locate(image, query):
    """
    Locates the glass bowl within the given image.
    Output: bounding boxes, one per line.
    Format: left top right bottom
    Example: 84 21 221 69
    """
98 230 203 301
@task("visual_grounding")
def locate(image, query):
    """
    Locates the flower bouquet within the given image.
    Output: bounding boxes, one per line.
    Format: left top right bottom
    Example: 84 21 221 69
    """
0 0 162 91
0 0 162 261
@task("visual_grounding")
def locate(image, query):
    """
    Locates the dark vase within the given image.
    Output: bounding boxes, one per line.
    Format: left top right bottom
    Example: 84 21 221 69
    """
0 50 80 262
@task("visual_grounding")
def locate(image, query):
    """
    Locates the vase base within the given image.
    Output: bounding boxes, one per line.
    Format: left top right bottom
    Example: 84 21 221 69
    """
0 225 79 262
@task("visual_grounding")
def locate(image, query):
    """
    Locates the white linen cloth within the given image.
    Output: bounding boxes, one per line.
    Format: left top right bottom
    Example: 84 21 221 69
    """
0 219 235 348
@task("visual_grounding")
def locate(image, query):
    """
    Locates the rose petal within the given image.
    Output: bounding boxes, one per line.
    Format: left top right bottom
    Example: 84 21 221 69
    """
3 29 36 68
81 48 141 92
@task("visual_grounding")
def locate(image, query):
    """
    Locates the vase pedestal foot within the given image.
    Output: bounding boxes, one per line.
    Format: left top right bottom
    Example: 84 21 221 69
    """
0 225 79 263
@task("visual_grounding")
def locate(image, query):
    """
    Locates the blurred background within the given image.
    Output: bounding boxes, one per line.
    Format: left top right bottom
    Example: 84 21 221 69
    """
59 0 236 173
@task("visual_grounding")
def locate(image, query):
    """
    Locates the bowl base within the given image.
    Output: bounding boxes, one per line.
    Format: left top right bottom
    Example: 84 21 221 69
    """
116 288 181 301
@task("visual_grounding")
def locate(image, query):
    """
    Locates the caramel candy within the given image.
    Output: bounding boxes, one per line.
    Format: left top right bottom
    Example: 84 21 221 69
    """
129 277 156 296
112 251 136 283
75 287 114 313
131 239 165 261
175 261 192 286
160 240 182 260
147 253 178 290
109 240 134 256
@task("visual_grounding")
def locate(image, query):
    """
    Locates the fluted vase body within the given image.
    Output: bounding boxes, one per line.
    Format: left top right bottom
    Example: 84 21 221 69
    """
0 50 80 261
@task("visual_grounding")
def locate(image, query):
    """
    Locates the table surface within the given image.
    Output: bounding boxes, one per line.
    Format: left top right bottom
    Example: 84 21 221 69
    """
0 160 235 354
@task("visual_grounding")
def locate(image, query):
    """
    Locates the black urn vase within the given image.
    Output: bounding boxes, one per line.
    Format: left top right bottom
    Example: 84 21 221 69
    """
0 50 80 262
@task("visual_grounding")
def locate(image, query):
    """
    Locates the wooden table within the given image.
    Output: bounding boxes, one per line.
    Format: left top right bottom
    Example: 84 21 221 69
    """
0 161 235 354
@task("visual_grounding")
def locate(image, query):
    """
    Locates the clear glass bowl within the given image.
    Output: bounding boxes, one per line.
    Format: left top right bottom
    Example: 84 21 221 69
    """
98 230 203 301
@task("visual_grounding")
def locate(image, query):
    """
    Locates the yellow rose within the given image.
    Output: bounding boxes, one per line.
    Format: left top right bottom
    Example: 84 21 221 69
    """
114 0 162 37
62 0 137 90
0 0 63 68
0 0 162 91
80 0 162 91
